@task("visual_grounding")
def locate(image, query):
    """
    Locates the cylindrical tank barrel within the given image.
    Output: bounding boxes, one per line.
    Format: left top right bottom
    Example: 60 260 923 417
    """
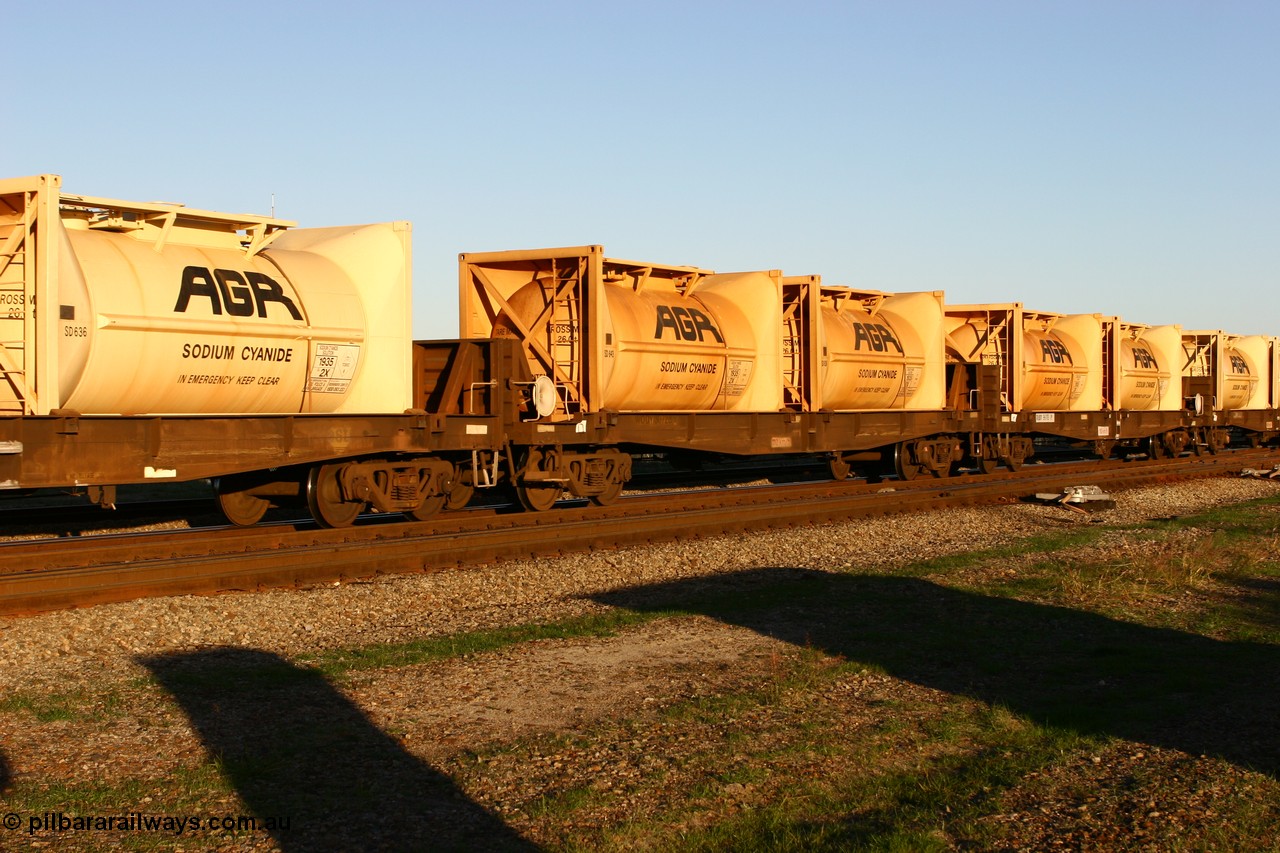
816 301 928 409
1020 329 1090 410
47 222 387 415
1219 343 1258 410
1116 336 1169 410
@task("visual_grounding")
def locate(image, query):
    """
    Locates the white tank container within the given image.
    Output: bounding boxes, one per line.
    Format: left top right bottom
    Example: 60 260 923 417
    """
1226 336 1267 410
946 306 1102 412
1019 315 1101 411
1108 323 1180 411
1272 338 1279 410
0 176 413 416
493 268 781 412
1182 331 1263 411
814 289 944 410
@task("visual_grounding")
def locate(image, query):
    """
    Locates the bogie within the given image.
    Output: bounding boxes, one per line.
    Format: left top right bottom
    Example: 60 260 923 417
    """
511 447 632 511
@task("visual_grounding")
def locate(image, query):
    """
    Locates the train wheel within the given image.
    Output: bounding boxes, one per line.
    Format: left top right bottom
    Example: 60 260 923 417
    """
589 478 625 507
446 477 476 511
404 493 447 522
306 464 364 528
1147 435 1167 460
828 454 852 481
976 456 999 475
516 483 562 512
513 447 563 512
214 478 269 527
894 443 922 481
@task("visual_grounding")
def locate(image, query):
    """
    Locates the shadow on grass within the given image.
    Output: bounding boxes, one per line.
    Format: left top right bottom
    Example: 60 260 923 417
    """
0 747 10 793
594 569 1280 778
141 648 536 853
1218 575 1280 633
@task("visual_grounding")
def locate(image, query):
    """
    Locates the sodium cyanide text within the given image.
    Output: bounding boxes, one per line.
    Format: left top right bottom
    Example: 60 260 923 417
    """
181 344 294 362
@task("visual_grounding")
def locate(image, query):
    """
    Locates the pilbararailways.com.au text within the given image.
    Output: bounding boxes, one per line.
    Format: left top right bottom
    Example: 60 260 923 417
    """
6 811 290 836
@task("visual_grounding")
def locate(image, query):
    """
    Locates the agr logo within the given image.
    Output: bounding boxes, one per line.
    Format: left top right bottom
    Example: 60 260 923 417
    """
654 305 724 343
174 266 303 320
1040 338 1073 364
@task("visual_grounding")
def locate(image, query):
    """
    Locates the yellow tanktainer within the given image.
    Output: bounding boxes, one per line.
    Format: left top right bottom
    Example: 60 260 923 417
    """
1106 320 1181 411
779 276 945 412
945 304 1103 413
459 245 783 416
1181 331 1269 412
0 174 412 416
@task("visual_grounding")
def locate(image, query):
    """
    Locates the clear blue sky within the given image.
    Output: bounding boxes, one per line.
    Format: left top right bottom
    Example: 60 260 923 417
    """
9 1 1277 339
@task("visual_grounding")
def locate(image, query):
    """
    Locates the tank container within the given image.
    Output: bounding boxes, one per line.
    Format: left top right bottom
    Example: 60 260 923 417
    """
1109 322 1181 411
460 246 782 414
782 283 944 411
0 175 412 416
1182 331 1266 411
945 304 1103 412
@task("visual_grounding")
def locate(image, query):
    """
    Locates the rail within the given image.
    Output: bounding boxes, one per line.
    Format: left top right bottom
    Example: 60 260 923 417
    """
2 448 1276 617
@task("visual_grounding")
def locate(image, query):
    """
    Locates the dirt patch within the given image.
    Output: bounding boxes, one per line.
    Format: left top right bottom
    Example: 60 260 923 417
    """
349 616 796 759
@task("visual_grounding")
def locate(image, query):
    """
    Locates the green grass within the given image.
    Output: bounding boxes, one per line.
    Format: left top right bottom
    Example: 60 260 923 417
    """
0 689 124 723
302 608 682 677
507 495 1280 850
7 491 1280 852
533 668 1097 852
0 765 247 852
904 528 1104 577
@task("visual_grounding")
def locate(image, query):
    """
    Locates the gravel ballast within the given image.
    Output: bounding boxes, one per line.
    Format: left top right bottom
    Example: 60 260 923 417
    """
2 476 1277 695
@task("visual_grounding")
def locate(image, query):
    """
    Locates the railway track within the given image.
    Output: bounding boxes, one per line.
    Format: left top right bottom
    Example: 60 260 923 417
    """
2 449 1277 617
